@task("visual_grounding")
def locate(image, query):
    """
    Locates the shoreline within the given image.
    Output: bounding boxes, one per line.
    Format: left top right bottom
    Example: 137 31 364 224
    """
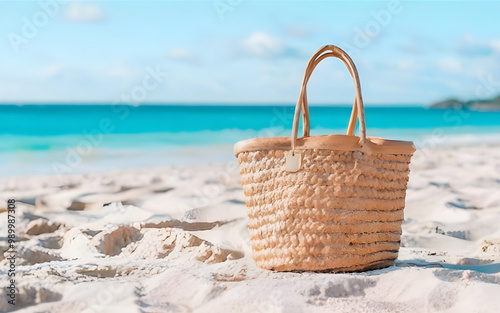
2 132 500 178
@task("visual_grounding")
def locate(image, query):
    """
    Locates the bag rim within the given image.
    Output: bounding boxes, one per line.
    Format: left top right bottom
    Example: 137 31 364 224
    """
234 134 415 156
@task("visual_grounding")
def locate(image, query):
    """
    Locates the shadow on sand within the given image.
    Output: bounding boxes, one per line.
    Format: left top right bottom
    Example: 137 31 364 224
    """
395 260 500 274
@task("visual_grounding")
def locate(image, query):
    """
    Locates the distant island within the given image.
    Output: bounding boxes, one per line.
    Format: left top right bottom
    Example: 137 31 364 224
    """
429 95 500 111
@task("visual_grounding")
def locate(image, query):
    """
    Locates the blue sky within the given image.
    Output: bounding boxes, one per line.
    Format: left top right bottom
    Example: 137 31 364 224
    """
1 0 500 105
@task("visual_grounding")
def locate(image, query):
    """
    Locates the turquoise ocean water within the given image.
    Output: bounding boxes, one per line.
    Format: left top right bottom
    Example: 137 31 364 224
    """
2 105 500 176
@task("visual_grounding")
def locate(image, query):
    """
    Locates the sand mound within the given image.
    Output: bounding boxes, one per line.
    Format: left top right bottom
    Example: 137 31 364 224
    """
93 225 143 256
122 227 243 263
25 219 62 236
0 286 62 312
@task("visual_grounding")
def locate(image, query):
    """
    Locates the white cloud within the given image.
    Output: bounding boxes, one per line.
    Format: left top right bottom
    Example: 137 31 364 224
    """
438 58 462 73
242 32 285 58
168 49 200 65
491 40 500 53
396 60 417 71
457 34 496 57
39 64 64 78
64 2 104 22
463 33 474 43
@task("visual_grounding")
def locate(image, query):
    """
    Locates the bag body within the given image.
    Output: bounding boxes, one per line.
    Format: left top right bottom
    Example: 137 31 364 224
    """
234 45 415 272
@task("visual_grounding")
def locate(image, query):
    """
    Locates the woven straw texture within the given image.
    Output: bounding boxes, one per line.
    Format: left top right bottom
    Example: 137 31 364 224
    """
238 149 412 272
235 45 415 272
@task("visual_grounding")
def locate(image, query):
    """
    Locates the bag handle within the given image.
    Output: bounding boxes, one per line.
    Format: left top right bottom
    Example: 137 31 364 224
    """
291 45 367 154
298 51 359 137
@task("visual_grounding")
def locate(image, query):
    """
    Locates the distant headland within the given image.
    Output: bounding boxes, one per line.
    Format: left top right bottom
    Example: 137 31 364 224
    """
429 95 500 111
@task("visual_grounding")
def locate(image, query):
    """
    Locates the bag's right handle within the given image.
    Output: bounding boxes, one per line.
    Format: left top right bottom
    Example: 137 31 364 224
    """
291 45 367 154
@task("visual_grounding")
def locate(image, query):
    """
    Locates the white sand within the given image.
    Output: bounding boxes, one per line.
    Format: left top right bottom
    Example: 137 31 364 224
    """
1 143 500 312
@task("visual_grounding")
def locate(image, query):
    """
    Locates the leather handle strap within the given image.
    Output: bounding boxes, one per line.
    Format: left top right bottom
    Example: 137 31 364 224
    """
298 51 359 137
291 45 367 153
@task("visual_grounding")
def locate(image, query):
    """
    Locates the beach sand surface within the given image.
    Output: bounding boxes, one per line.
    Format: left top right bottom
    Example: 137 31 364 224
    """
1 144 500 312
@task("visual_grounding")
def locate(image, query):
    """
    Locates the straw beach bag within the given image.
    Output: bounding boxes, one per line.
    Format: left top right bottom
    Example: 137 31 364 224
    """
234 45 416 272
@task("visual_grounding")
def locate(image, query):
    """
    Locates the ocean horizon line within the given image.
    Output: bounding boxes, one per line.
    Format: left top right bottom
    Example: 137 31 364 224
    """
0 102 426 108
